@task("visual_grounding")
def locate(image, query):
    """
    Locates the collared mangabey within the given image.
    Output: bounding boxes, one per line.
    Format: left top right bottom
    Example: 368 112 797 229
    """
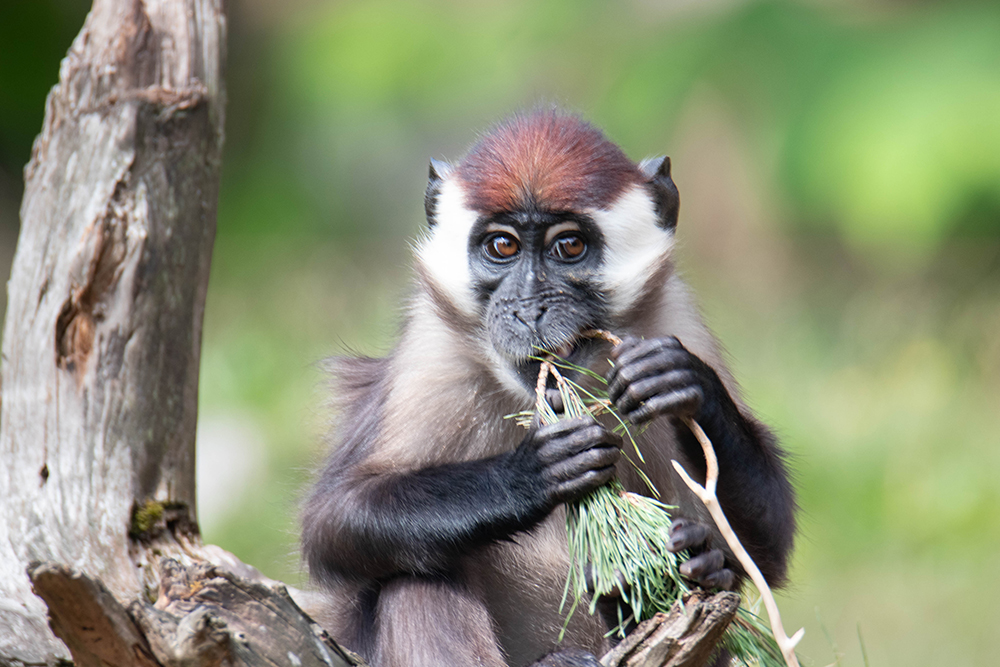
302 110 795 667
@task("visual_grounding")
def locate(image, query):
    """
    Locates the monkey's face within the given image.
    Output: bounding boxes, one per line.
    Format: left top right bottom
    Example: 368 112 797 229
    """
416 111 679 398
469 209 608 388
418 176 675 398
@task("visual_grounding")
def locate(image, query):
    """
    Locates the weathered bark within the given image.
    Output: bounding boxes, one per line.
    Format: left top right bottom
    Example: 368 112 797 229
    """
0 0 224 662
600 592 740 667
29 563 160 667
29 561 360 667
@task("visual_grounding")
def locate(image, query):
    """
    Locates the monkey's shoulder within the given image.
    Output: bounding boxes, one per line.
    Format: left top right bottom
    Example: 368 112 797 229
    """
323 354 389 394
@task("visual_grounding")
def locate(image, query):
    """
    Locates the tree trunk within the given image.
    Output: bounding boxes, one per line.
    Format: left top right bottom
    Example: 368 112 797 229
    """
0 0 224 661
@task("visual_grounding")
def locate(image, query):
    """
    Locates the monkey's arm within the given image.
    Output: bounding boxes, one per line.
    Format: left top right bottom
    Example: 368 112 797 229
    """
303 417 620 584
607 336 796 586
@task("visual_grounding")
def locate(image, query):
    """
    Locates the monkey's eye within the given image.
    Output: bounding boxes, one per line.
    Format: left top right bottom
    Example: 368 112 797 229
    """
549 234 587 261
484 234 520 261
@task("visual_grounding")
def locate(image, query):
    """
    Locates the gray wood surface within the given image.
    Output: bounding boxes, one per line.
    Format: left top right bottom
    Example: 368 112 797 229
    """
30 560 360 667
0 0 224 662
600 592 740 667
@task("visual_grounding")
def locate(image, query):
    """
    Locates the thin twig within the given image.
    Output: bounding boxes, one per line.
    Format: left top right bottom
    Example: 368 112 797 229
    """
582 329 623 346
671 418 804 667
536 359 554 415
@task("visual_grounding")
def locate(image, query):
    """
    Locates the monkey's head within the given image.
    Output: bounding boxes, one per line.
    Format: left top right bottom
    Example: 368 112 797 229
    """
416 110 679 397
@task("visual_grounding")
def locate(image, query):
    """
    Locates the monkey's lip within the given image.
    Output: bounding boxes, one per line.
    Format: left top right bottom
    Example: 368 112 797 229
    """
553 341 576 358
536 337 582 367
510 337 599 390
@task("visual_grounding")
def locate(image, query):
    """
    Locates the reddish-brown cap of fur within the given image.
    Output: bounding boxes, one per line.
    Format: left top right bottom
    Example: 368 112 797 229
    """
455 110 642 214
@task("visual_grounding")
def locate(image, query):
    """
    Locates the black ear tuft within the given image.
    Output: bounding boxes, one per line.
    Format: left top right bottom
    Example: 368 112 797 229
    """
425 159 453 227
639 156 679 230
429 158 452 182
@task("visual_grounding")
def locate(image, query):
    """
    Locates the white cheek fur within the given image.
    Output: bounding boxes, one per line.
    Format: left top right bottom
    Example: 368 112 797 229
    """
414 178 479 318
592 184 675 316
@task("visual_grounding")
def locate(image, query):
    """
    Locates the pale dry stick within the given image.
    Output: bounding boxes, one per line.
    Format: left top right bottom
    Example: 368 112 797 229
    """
536 359 553 402
582 329 623 347
671 419 804 667
535 358 555 416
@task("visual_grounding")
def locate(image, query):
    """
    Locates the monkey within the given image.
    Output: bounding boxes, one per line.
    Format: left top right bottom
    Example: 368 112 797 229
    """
301 109 795 667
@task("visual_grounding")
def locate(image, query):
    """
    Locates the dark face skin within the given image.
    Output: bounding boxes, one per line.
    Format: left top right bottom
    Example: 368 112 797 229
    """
468 208 610 390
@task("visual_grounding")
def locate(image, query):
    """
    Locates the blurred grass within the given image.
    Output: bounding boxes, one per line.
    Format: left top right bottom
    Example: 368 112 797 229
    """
2 0 999 665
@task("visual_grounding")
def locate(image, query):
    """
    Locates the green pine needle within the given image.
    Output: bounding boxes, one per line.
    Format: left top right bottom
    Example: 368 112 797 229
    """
563 480 685 635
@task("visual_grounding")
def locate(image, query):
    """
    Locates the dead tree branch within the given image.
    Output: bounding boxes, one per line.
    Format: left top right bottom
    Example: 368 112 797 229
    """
601 591 740 667
29 561 359 667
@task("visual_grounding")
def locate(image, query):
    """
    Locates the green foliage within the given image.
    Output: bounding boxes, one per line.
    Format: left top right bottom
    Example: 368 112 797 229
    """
783 6 1000 253
530 360 684 635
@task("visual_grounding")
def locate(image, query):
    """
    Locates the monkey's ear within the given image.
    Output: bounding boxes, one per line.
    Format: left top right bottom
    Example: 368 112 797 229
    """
425 159 453 227
429 158 453 182
639 156 680 231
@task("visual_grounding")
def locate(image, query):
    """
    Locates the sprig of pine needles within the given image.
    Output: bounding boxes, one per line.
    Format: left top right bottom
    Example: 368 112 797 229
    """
512 338 792 667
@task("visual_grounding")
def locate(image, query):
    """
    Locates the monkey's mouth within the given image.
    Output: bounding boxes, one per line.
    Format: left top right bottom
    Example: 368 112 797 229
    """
552 340 576 359
508 336 605 393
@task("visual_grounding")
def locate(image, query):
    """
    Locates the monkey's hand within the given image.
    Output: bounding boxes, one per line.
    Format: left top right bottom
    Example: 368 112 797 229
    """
604 335 796 588
667 517 738 591
514 416 621 508
606 335 725 425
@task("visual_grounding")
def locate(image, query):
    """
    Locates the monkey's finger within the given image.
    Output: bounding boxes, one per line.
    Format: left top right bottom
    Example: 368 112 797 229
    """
666 519 711 552
608 339 660 377
625 386 703 424
606 342 688 393
609 336 683 368
613 370 697 414
607 351 689 403
698 569 737 591
544 446 620 483
679 549 726 581
608 334 642 361
537 425 619 463
552 466 616 503
535 415 597 440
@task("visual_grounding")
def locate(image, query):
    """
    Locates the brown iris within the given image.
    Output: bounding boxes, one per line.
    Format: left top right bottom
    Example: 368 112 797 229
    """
550 234 586 261
485 234 520 260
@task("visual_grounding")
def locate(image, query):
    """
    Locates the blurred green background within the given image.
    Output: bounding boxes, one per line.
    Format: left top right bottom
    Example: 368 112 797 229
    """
2 0 999 664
